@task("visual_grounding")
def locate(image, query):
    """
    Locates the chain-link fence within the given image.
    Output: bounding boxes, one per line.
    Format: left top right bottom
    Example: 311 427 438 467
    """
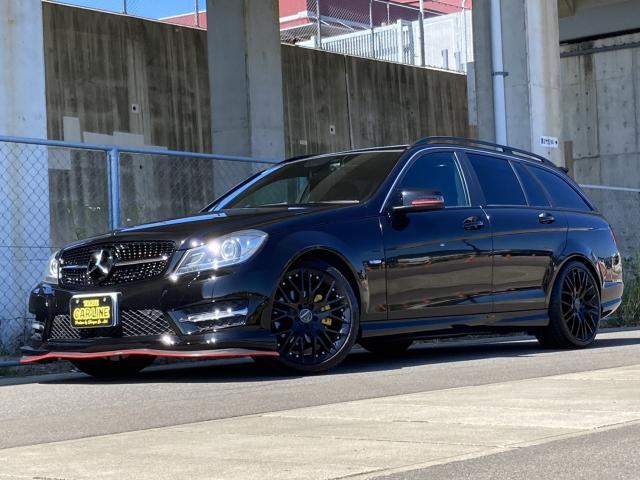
46 0 472 72
0 136 274 355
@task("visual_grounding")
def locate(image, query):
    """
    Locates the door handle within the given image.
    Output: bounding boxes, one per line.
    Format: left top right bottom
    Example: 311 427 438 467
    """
538 212 555 224
463 216 484 230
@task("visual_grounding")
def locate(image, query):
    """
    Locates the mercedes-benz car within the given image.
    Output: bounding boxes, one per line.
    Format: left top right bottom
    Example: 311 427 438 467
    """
23 137 624 377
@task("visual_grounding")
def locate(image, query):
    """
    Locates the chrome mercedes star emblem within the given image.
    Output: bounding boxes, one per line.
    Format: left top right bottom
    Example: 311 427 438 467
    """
87 249 115 282
298 308 313 324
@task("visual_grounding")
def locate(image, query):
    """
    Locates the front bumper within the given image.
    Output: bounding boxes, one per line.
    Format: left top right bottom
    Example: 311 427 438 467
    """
24 274 279 363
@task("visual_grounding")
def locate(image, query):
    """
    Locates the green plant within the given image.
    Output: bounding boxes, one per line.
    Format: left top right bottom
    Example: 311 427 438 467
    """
607 257 640 327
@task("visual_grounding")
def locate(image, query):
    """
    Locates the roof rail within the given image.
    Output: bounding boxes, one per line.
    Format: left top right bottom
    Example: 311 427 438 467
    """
412 136 559 168
283 144 409 163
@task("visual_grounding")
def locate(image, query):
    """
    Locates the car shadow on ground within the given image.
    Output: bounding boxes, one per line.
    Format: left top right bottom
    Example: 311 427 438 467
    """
23 331 640 387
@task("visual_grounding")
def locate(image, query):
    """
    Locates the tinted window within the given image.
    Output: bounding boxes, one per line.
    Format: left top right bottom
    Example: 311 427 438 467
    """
513 162 550 207
467 154 526 206
217 151 401 209
528 165 592 211
398 152 467 207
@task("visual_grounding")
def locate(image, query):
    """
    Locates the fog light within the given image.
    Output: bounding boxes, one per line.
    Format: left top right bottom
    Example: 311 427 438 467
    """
172 300 248 333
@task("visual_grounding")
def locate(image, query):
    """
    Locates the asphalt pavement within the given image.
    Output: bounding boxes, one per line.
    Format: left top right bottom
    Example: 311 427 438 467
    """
1 329 640 479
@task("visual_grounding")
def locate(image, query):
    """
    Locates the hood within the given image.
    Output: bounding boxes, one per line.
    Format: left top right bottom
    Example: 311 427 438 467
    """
63 205 357 251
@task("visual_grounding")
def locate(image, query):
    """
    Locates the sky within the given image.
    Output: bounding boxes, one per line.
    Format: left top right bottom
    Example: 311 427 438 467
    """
57 0 204 19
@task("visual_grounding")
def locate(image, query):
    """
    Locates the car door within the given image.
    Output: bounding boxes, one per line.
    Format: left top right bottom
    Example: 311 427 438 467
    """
464 153 568 313
382 150 493 323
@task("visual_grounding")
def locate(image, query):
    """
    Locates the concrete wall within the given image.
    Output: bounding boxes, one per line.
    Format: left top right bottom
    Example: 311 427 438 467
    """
43 3 469 157
43 3 211 152
561 32 640 258
282 46 469 157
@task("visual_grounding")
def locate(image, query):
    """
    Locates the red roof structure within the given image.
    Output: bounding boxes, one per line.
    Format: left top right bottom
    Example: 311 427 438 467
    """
162 0 472 35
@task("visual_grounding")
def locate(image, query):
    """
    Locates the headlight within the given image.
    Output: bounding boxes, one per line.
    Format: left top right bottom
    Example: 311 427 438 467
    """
174 230 268 276
43 250 60 284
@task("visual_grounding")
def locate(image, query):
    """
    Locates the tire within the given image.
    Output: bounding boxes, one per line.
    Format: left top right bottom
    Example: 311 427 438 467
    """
71 355 155 378
359 338 413 355
268 259 359 374
536 260 601 349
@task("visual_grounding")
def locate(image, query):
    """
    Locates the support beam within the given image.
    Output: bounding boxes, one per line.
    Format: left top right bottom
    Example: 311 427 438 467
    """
471 0 564 165
206 0 285 160
0 0 49 353
0 1 47 139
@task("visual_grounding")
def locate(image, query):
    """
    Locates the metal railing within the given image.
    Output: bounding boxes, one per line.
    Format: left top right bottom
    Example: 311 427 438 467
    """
291 0 473 72
0 135 276 355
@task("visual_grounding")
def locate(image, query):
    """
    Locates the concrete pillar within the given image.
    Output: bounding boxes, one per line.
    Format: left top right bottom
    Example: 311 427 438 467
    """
206 0 285 195
0 0 49 353
206 0 285 158
470 0 564 166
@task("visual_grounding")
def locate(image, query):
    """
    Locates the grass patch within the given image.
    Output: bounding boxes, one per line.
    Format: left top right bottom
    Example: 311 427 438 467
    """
604 257 640 327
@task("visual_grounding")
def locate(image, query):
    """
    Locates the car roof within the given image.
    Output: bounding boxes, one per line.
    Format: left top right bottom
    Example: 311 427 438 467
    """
283 137 567 173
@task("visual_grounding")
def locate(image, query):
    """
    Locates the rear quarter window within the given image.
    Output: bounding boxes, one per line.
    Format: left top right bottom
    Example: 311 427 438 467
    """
527 165 592 212
513 162 550 207
466 153 527 206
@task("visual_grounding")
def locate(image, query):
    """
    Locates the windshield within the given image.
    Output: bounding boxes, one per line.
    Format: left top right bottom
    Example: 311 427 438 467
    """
213 151 402 210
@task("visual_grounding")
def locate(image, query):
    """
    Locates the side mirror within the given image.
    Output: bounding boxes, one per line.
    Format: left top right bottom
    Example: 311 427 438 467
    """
391 189 445 213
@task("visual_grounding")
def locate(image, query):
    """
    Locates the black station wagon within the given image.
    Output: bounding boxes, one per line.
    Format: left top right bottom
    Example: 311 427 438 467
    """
24 137 624 377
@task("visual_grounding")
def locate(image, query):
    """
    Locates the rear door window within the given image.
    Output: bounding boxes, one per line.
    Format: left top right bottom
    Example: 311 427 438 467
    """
527 165 592 211
466 154 527 206
513 162 550 207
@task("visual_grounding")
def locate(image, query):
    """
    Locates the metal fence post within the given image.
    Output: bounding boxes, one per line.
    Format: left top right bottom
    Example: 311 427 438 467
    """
195 0 200 28
107 148 121 230
369 0 375 59
418 0 425 66
396 20 405 63
122 0 128 14
316 0 322 48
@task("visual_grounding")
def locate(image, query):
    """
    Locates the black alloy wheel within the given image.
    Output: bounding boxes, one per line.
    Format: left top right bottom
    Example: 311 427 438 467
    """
537 261 601 349
71 355 156 378
269 260 359 373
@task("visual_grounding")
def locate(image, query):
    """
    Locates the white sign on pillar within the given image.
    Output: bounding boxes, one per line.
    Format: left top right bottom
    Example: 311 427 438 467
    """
540 136 559 149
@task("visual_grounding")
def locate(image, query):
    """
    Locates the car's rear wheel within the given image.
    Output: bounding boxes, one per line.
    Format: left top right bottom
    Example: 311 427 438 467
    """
71 355 155 378
536 261 601 349
268 260 359 374
359 338 413 355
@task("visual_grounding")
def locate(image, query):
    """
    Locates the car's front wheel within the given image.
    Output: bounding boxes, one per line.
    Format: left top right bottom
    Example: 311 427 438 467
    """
536 261 601 349
268 260 359 374
71 355 156 378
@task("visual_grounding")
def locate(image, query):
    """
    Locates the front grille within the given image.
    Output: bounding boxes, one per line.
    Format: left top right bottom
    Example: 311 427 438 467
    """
60 241 175 288
48 310 174 341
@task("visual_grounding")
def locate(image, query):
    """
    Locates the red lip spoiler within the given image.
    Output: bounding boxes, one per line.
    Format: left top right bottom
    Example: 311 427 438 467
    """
21 348 279 364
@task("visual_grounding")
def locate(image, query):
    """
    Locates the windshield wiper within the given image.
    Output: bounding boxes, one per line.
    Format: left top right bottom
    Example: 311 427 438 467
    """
232 200 360 209
307 200 360 204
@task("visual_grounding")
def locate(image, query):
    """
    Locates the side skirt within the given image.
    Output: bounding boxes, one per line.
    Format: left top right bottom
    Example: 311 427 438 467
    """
360 310 549 339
